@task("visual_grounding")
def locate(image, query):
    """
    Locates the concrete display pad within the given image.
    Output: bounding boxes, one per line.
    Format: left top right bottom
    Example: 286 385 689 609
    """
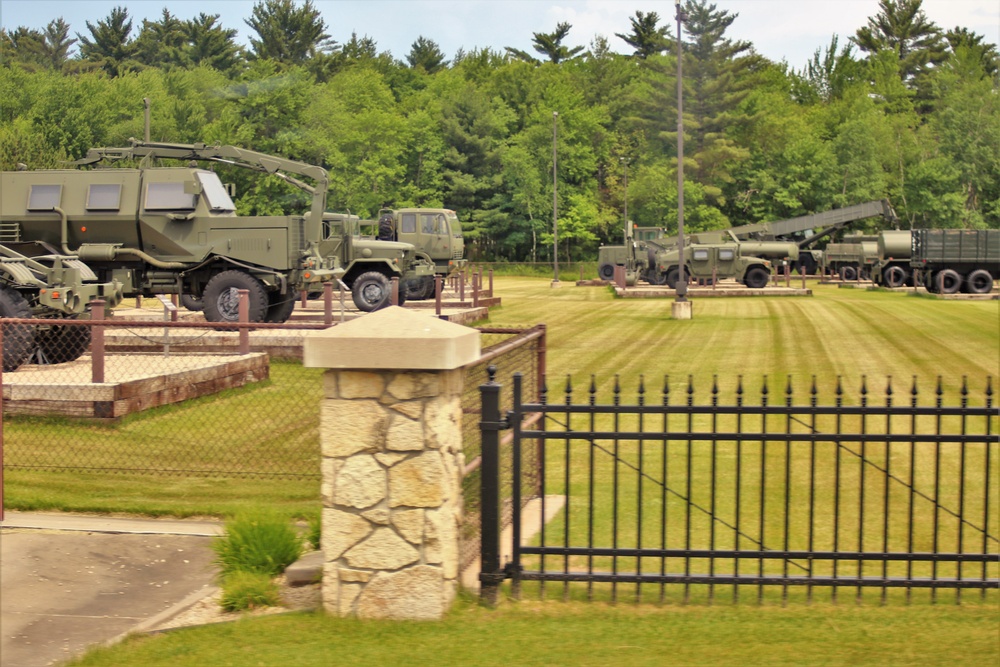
1 353 269 419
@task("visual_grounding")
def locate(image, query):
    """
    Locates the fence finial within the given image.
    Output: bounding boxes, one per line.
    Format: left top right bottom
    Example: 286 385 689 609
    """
487 365 497 383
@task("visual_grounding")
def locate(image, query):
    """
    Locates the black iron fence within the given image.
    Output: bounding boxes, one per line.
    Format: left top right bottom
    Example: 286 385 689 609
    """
480 372 999 604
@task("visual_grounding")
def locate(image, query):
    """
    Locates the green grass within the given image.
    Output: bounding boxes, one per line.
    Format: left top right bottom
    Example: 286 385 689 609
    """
68 595 999 667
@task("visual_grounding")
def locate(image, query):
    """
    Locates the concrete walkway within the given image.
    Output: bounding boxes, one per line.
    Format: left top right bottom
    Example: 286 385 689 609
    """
0 512 223 667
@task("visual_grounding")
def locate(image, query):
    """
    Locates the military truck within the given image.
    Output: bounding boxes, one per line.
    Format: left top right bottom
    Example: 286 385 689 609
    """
822 234 879 280
872 230 914 287
597 225 663 281
368 208 466 299
647 241 777 289
0 239 124 370
1 140 434 324
912 229 999 294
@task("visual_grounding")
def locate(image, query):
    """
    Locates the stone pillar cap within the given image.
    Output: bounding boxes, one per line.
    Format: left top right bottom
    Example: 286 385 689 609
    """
303 306 481 370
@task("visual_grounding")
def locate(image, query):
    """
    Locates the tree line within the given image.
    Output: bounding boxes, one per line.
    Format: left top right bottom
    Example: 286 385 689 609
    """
2 0 997 262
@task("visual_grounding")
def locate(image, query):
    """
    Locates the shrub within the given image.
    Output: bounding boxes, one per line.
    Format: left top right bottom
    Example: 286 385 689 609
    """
213 508 303 577
306 510 321 551
219 570 281 612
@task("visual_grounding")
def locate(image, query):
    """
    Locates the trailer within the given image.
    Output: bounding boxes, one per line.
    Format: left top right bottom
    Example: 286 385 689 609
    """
912 229 999 294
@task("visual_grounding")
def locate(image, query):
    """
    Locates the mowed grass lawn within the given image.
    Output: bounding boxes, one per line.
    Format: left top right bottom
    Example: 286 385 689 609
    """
67 278 998 667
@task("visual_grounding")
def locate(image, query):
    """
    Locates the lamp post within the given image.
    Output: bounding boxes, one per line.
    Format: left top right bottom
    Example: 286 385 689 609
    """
552 111 560 286
672 2 692 319
621 157 629 245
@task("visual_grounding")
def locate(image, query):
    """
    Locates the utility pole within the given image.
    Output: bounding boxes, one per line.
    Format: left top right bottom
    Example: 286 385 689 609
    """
552 111 560 287
672 2 693 319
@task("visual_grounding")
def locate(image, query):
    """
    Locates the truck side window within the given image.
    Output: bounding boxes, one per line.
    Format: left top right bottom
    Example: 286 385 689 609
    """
719 249 735 261
86 184 122 211
420 214 435 234
145 182 197 211
692 249 709 261
27 184 62 211
401 214 417 234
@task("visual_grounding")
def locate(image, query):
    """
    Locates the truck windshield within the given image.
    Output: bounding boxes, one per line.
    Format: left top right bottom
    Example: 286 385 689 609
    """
197 171 236 213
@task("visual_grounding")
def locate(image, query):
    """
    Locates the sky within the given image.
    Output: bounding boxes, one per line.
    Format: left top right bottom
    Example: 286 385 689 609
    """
1 0 997 71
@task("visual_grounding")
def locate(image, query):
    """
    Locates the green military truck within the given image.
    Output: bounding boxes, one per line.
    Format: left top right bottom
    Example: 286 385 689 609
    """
871 230 914 287
370 208 466 299
1 140 434 324
648 241 777 289
597 225 663 282
822 234 879 280
912 229 999 294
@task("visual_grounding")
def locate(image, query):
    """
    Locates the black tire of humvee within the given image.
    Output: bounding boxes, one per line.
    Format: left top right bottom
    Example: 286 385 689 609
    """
203 270 269 324
744 266 770 289
34 317 91 365
352 271 393 312
965 269 994 295
598 263 615 281
0 285 36 372
839 266 858 282
937 269 962 294
264 291 297 323
664 267 680 289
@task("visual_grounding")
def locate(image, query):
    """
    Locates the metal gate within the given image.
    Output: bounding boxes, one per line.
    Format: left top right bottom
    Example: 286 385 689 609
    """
479 371 999 604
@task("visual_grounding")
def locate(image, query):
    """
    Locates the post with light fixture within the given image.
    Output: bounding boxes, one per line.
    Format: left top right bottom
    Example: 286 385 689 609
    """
672 1 693 320
621 157 629 246
552 111 560 287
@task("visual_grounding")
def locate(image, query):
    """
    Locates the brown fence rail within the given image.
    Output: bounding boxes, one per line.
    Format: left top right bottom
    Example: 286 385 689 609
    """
480 373 999 604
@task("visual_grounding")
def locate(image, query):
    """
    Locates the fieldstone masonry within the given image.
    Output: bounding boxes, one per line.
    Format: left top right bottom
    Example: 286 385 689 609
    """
303 307 480 620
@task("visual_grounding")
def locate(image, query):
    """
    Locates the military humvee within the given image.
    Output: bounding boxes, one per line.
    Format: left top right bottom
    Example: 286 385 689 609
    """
648 241 778 289
0 140 434 324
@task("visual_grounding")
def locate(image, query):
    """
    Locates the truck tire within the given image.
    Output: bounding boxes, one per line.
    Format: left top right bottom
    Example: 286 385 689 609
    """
33 317 91 364
0 285 36 372
180 294 204 312
664 267 680 289
352 271 393 312
923 271 938 293
203 270 269 324
264 291 297 323
937 269 962 294
964 269 994 295
598 263 615 281
744 266 770 289
839 266 857 282
883 265 908 288
796 254 817 276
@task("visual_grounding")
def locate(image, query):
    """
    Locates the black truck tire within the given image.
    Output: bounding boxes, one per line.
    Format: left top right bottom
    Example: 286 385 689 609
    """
839 266 858 282
883 265 908 288
33 317 91 364
264 291 297 323
937 269 962 294
352 271 393 312
203 270 269 323
0 285 36 372
744 266 770 289
180 294 204 311
965 269 994 295
598 263 616 281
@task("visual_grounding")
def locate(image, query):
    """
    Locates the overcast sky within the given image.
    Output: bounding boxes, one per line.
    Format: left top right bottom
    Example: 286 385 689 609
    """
1 0 997 70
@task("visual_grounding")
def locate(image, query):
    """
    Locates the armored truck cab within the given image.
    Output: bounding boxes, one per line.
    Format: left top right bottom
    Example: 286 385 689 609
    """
371 208 466 299
649 242 774 289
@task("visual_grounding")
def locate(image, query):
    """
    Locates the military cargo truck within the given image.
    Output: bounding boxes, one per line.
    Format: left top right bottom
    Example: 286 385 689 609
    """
912 229 999 294
822 234 879 280
369 208 466 299
1 140 434 323
872 230 913 287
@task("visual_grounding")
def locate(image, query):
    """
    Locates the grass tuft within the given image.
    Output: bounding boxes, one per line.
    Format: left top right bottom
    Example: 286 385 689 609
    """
218 570 281 612
212 508 303 578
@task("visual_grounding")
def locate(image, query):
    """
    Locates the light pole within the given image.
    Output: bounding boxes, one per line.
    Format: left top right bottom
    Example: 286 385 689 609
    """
552 111 560 286
620 157 629 245
675 2 689 304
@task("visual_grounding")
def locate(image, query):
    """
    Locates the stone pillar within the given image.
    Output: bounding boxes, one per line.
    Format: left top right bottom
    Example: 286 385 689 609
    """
303 307 480 620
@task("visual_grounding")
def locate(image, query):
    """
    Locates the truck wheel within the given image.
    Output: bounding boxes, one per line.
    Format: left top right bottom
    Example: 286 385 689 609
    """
180 294 204 312
33 317 91 364
744 266 770 289
796 255 817 276
937 269 962 294
352 271 393 312
203 270 269 323
883 266 908 288
965 269 994 295
598 263 615 281
664 268 680 290
923 271 938 293
0 285 36 372
839 266 857 282
264 291 297 323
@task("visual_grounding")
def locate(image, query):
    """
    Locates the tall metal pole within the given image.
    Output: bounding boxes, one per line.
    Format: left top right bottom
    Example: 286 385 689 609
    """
675 3 688 302
621 157 629 245
552 111 560 286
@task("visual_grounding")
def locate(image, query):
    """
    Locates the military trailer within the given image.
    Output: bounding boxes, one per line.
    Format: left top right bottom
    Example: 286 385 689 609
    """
370 208 466 299
872 230 914 287
1 141 434 324
822 234 879 280
912 229 999 294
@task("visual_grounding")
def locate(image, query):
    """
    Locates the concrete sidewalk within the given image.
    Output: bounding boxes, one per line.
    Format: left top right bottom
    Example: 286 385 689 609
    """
1 512 223 667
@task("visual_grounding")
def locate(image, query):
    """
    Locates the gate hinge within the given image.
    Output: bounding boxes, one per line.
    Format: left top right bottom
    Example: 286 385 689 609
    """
479 414 511 432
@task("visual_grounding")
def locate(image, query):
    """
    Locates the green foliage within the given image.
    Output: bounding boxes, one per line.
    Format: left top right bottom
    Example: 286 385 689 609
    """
213 508 303 577
306 511 321 551
219 570 281 611
245 0 335 65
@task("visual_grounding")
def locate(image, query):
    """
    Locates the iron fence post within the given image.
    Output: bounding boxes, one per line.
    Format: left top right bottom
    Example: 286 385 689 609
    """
435 275 443 319
91 299 105 383
238 289 249 355
479 366 504 605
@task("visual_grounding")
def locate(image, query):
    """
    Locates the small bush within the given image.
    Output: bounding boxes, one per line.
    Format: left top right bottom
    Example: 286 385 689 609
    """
306 510 321 551
219 570 281 612
213 508 303 577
